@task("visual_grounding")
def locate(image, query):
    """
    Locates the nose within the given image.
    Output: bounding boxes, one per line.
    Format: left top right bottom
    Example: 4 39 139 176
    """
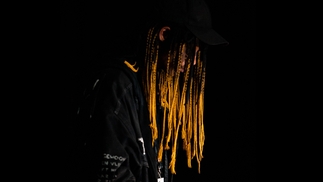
180 59 185 72
193 45 199 66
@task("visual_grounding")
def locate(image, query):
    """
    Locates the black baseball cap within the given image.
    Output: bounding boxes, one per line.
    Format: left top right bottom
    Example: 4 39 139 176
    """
155 0 229 46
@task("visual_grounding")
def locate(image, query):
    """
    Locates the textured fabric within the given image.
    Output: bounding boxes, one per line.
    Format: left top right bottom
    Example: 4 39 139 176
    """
72 58 158 182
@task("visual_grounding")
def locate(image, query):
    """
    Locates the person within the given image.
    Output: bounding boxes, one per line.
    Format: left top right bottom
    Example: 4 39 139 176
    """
70 0 228 181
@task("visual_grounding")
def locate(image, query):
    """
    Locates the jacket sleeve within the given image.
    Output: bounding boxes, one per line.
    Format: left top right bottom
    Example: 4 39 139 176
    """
78 70 148 182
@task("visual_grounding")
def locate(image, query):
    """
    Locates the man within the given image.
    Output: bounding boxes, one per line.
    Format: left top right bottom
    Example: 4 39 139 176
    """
72 0 228 181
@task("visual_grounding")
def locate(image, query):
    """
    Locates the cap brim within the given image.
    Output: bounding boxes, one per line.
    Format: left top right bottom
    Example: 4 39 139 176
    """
187 25 229 46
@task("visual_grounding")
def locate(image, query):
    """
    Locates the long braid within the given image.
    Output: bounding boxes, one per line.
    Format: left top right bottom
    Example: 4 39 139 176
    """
168 42 185 173
142 25 206 174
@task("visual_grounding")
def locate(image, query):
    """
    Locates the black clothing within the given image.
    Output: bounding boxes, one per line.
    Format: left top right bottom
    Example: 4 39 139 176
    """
72 58 158 182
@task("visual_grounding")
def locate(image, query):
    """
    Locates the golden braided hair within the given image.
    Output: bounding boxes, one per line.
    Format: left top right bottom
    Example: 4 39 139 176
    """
142 25 206 174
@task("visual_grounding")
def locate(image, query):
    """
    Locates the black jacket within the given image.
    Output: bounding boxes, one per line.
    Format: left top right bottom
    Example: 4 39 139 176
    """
73 58 158 182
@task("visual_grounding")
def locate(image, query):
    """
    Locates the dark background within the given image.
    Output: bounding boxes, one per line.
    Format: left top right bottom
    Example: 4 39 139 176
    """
60 0 256 181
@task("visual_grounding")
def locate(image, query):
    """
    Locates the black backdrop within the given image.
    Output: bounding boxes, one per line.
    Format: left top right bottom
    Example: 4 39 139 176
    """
60 0 256 181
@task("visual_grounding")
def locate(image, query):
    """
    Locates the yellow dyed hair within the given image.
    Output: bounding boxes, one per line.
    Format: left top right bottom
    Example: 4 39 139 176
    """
142 25 207 174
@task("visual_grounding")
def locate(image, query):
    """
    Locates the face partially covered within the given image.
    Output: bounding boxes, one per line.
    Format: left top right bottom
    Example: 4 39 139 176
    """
157 26 200 74
179 43 199 73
